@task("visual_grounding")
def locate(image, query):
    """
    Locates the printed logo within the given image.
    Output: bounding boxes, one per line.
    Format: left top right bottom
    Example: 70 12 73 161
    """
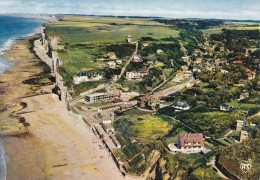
240 160 252 173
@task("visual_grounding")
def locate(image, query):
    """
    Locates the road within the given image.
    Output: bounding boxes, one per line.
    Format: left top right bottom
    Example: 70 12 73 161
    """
154 77 194 97
114 42 139 82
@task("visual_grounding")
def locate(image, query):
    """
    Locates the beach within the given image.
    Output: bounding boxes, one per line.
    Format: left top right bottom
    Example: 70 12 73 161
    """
0 29 140 180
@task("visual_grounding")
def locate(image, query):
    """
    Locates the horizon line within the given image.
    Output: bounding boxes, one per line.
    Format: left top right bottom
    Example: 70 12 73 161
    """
1 13 260 22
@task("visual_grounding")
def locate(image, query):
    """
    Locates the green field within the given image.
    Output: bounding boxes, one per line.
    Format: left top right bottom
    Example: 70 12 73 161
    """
58 46 106 74
45 16 180 45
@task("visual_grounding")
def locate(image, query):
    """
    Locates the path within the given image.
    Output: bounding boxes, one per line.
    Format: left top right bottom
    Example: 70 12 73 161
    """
115 42 138 82
154 77 194 97
209 156 229 179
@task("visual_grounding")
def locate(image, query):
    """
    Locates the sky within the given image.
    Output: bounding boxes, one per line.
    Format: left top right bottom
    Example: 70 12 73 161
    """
0 0 260 20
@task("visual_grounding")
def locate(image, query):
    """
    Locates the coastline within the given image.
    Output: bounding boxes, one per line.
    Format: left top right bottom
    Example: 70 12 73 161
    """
0 25 140 179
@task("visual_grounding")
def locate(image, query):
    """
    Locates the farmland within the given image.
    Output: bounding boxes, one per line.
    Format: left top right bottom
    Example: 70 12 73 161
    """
45 16 180 45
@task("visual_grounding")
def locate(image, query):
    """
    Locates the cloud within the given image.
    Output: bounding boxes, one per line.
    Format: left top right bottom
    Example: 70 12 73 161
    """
0 0 259 20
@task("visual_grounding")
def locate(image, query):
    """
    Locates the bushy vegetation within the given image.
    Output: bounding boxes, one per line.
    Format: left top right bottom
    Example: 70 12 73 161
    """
154 19 224 30
219 139 260 179
211 29 260 52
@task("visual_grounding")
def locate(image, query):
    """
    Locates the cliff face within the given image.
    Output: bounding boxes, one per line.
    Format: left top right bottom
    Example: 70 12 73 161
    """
146 156 172 180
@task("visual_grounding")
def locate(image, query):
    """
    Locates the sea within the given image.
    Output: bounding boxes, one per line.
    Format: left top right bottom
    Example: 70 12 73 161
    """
0 15 44 180
0 15 44 75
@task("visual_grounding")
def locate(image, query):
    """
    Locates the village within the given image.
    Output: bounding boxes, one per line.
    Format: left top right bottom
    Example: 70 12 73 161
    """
40 17 260 179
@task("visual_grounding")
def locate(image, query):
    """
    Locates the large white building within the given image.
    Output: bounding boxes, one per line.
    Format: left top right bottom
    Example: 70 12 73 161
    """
126 71 145 80
73 73 102 85
85 92 119 103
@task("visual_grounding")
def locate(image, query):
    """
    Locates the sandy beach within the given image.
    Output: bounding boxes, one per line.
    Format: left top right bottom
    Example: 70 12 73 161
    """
0 35 140 180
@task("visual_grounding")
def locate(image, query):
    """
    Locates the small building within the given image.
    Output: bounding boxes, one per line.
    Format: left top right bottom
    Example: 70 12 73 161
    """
107 61 116 69
168 133 205 154
120 103 136 111
219 103 230 111
116 60 122 64
246 69 256 80
137 94 160 110
239 91 249 100
126 71 147 80
133 54 143 62
127 35 131 43
236 120 247 131
112 98 123 104
220 69 229 74
193 66 201 73
236 79 249 87
159 74 167 80
143 42 149 47
73 72 102 84
173 101 190 110
214 58 220 66
233 60 243 65
182 56 191 63
140 67 149 75
107 52 117 60
157 49 164 54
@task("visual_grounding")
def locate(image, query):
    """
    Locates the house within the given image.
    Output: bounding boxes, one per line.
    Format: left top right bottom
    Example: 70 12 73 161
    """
159 74 167 80
107 52 117 60
173 101 190 110
215 58 220 66
112 98 123 104
73 72 102 84
233 60 243 65
220 46 225 51
182 56 191 63
116 60 122 64
120 103 136 111
236 120 247 131
143 42 149 47
133 54 143 62
126 70 148 80
219 103 230 111
140 67 149 75
156 49 164 54
220 69 229 74
195 58 203 64
127 35 131 43
246 69 256 80
126 71 143 80
181 66 189 72
168 133 205 154
107 61 116 69
193 66 201 73
175 70 185 77
236 79 249 87
85 92 120 103
137 94 160 110
239 91 249 100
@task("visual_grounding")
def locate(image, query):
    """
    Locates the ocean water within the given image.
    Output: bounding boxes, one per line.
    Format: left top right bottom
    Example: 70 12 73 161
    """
0 15 44 180
0 15 44 74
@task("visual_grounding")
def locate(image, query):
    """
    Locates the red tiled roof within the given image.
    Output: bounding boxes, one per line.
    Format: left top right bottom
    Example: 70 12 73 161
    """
233 60 243 64
178 133 204 148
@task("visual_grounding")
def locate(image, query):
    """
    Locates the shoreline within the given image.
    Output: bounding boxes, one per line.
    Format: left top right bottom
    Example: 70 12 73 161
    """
0 25 140 179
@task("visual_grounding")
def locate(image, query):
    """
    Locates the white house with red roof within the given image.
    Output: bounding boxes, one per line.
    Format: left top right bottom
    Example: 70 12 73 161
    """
168 133 208 154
